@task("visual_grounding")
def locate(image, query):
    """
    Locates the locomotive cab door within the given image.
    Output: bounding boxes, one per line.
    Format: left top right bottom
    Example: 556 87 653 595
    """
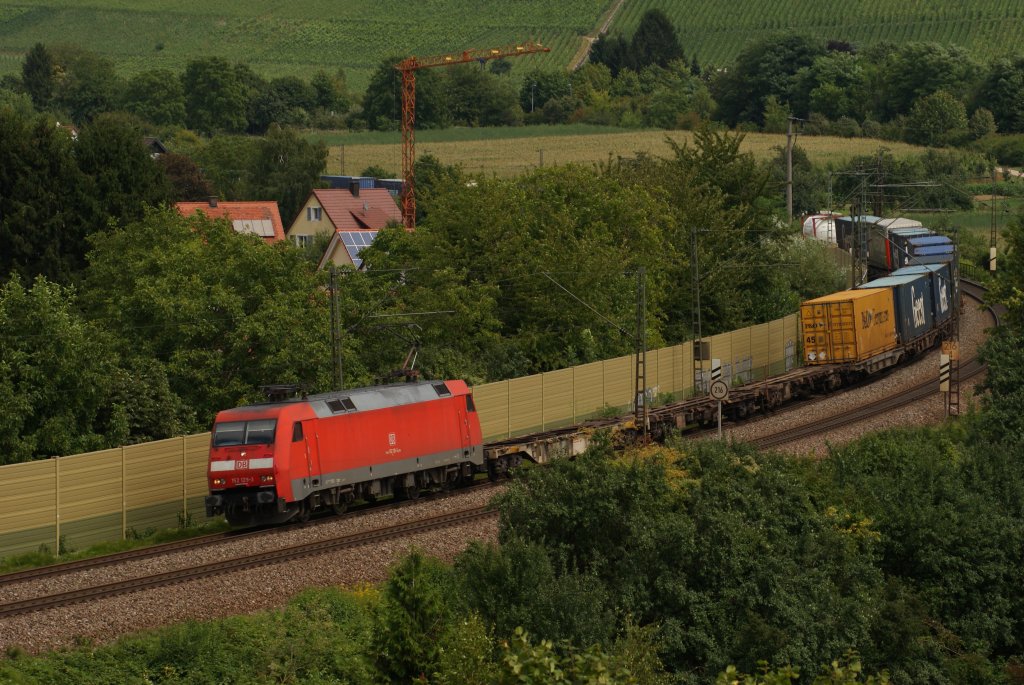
298 420 322 492
456 395 473 456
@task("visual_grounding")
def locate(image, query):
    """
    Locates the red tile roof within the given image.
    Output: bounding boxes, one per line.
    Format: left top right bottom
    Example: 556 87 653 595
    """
176 201 286 244
313 188 402 231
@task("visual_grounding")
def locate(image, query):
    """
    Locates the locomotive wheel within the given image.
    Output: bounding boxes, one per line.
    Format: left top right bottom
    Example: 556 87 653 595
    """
296 502 310 523
404 485 420 500
331 499 347 515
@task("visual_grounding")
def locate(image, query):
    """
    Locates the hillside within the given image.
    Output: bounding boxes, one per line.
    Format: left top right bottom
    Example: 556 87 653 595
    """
608 0 1024 66
4 1 1023 94
0 0 608 91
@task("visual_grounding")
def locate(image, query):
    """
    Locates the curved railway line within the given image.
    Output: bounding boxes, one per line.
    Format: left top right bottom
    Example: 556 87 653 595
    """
750 279 999 449
0 282 998 622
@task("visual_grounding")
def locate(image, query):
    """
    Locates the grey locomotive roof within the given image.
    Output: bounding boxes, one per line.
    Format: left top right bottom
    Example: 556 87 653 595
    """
308 381 454 418
227 380 456 419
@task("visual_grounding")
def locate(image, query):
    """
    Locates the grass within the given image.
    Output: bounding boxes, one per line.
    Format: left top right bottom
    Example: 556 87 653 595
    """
0 0 610 91
0 520 230 576
317 126 930 178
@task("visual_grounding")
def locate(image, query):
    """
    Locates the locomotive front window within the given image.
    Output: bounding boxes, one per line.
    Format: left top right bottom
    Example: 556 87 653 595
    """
246 419 277 444
213 419 277 446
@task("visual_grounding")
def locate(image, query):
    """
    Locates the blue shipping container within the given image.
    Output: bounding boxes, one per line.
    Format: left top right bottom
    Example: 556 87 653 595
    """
320 175 354 189
858 273 935 344
891 263 955 324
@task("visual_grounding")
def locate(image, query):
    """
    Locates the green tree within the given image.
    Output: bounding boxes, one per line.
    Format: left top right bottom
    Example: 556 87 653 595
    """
446 64 522 126
456 537 615 646
50 46 122 123
122 69 186 126
372 550 454 683
976 57 1024 133
0 107 91 282
21 42 55 110
712 34 824 126
248 125 327 225
766 144 829 216
74 112 171 227
80 207 335 426
192 134 259 200
156 151 215 201
389 164 668 376
497 627 640 685
182 57 250 134
310 68 351 113
362 56 445 130
630 9 684 70
762 95 791 134
520 68 571 114
795 51 868 120
590 33 631 77
968 107 997 139
0 276 184 463
977 207 1024 445
248 76 317 133
871 42 980 120
904 91 968 146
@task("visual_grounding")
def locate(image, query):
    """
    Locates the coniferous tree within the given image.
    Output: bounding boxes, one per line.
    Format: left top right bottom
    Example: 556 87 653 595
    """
21 42 54 110
630 9 684 69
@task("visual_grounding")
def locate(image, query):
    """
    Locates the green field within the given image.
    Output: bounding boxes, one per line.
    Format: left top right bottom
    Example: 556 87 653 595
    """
3 1 1023 93
312 125 929 178
609 0 1024 65
0 0 609 91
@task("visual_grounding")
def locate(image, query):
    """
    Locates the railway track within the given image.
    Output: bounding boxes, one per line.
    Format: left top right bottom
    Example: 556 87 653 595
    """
0 481 498 590
751 280 999 449
0 505 495 619
1 283 997 620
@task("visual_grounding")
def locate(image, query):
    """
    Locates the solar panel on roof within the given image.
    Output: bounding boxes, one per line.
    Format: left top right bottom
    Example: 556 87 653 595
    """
337 230 380 268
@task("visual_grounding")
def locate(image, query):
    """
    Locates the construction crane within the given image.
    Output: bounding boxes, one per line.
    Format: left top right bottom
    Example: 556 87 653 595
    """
394 40 551 229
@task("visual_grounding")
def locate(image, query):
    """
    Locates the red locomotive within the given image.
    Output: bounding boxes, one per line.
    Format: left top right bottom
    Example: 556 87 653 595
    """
205 380 483 526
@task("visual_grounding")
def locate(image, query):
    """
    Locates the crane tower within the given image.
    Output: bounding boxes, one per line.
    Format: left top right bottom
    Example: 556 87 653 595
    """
394 40 551 229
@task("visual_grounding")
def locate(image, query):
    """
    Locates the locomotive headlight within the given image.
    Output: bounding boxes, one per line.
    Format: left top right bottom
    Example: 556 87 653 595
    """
213 478 226 486
261 475 275 483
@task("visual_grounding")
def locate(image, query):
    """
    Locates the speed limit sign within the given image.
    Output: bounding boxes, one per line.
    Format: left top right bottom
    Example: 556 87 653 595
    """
709 379 729 401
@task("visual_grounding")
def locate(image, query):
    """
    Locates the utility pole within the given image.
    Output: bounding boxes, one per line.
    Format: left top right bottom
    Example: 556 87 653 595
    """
786 117 794 224
990 167 999 272
329 267 343 389
691 225 706 396
785 116 805 225
634 268 648 440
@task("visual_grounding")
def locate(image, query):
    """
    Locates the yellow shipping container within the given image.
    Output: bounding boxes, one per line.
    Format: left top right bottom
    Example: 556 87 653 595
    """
801 288 897 364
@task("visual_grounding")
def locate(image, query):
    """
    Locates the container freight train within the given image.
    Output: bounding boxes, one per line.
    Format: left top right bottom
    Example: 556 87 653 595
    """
832 215 957 278
801 261 957 372
205 380 485 526
206 256 963 528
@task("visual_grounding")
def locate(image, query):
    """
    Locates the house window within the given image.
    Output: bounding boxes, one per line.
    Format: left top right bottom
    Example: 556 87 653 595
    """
293 235 312 248
307 206 322 221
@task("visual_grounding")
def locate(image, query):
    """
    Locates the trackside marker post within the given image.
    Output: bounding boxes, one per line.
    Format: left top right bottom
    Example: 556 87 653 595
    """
709 379 729 439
